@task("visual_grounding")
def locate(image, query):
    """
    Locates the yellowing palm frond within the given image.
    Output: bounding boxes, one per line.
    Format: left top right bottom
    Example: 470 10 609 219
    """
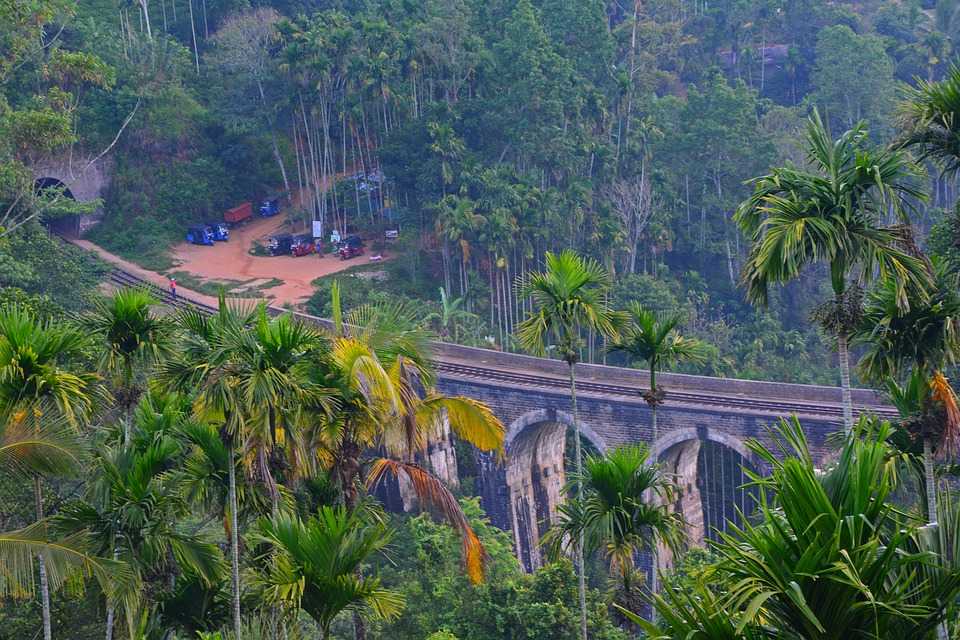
366 459 485 584
417 395 505 457
0 404 86 478
332 337 400 417
931 371 960 458
0 520 136 606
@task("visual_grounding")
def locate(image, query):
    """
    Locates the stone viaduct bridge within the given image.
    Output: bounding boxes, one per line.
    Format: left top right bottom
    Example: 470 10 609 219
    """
429 341 894 571
103 269 897 573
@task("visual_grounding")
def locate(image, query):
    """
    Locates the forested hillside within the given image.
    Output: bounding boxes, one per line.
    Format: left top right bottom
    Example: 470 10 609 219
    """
4 0 960 383
8 2 960 640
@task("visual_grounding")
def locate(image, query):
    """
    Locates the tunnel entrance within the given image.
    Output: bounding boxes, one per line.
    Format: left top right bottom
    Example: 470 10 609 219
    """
34 177 75 200
34 177 82 237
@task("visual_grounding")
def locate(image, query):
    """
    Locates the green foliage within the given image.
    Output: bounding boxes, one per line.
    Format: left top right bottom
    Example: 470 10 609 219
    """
251 506 403 638
639 417 960 639
811 25 896 133
542 446 683 579
0 223 107 312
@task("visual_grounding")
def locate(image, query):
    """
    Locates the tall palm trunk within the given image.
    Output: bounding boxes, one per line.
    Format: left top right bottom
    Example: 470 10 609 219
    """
649 367 659 608
227 444 242 640
104 545 119 640
567 362 588 640
34 476 52 640
837 332 853 431
924 437 949 640
924 437 938 526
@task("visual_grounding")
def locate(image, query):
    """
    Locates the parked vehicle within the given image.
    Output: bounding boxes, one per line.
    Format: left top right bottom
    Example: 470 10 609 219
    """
259 197 281 217
224 202 253 226
291 234 316 257
337 235 365 260
267 233 293 256
204 222 229 241
186 226 214 246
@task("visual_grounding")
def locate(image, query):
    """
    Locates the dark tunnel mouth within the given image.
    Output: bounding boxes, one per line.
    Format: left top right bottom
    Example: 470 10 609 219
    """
34 177 76 200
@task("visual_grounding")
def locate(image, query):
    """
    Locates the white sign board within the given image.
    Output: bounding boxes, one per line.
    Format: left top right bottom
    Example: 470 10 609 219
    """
312 220 323 239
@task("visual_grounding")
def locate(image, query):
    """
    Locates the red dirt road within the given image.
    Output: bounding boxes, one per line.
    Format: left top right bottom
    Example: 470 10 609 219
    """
169 216 384 306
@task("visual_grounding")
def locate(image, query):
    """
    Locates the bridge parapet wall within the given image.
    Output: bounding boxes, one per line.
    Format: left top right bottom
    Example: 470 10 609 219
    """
433 342 885 408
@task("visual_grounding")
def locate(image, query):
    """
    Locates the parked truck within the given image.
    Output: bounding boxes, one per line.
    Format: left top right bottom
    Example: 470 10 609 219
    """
267 234 293 256
224 202 253 226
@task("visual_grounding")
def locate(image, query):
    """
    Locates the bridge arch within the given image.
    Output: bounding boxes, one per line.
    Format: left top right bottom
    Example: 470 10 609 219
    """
651 427 761 574
505 408 607 453
504 409 606 571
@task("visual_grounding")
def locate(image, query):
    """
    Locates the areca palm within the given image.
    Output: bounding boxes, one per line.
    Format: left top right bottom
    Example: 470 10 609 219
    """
81 288 173 421
542 445 683 586
0 405 129 600
0 305 100 640
899 64 960 176
217 307 333 512
638 416 960 639
54 433 224 640
424 287 478 342
155 299 256 640
853 258 960 529
608 304 710 441
515 249 622 640
735 110 929 430
251 506 403 640
724 417 960 638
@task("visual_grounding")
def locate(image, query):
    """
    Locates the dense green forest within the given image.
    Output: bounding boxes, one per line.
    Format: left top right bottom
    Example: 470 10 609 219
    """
7 0 960 384
7 0 960 639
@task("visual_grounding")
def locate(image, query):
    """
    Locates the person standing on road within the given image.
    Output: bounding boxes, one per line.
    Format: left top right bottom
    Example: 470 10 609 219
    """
169 277 177 299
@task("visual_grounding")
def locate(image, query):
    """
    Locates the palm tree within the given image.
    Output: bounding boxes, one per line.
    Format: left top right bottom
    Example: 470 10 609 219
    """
635 416 960 638
424 287 477 342
251 506 403 640
155 299 255 640
899 63 960 176
735 109 929 430
607 304 710 442
213 306 333 513
515 249 622 640
54 433 224 640
315 290 505 585
0 305 100 640
542 446 683 589
80 288 174 429
0 405 134 639
853 257 960 529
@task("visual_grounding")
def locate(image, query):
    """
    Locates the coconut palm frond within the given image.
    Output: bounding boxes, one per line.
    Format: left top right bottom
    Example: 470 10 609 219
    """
0 404 86 478
0 520 136 604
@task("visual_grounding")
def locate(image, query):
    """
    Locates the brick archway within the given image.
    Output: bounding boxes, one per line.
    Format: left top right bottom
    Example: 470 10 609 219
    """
651 428 760 574
503 409 606 571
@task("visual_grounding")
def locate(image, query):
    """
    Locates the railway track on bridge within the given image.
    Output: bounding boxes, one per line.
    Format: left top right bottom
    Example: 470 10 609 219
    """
107 268 896 422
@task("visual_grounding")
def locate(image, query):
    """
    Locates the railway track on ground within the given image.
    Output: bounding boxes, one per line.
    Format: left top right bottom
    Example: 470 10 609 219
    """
107 267 895 421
